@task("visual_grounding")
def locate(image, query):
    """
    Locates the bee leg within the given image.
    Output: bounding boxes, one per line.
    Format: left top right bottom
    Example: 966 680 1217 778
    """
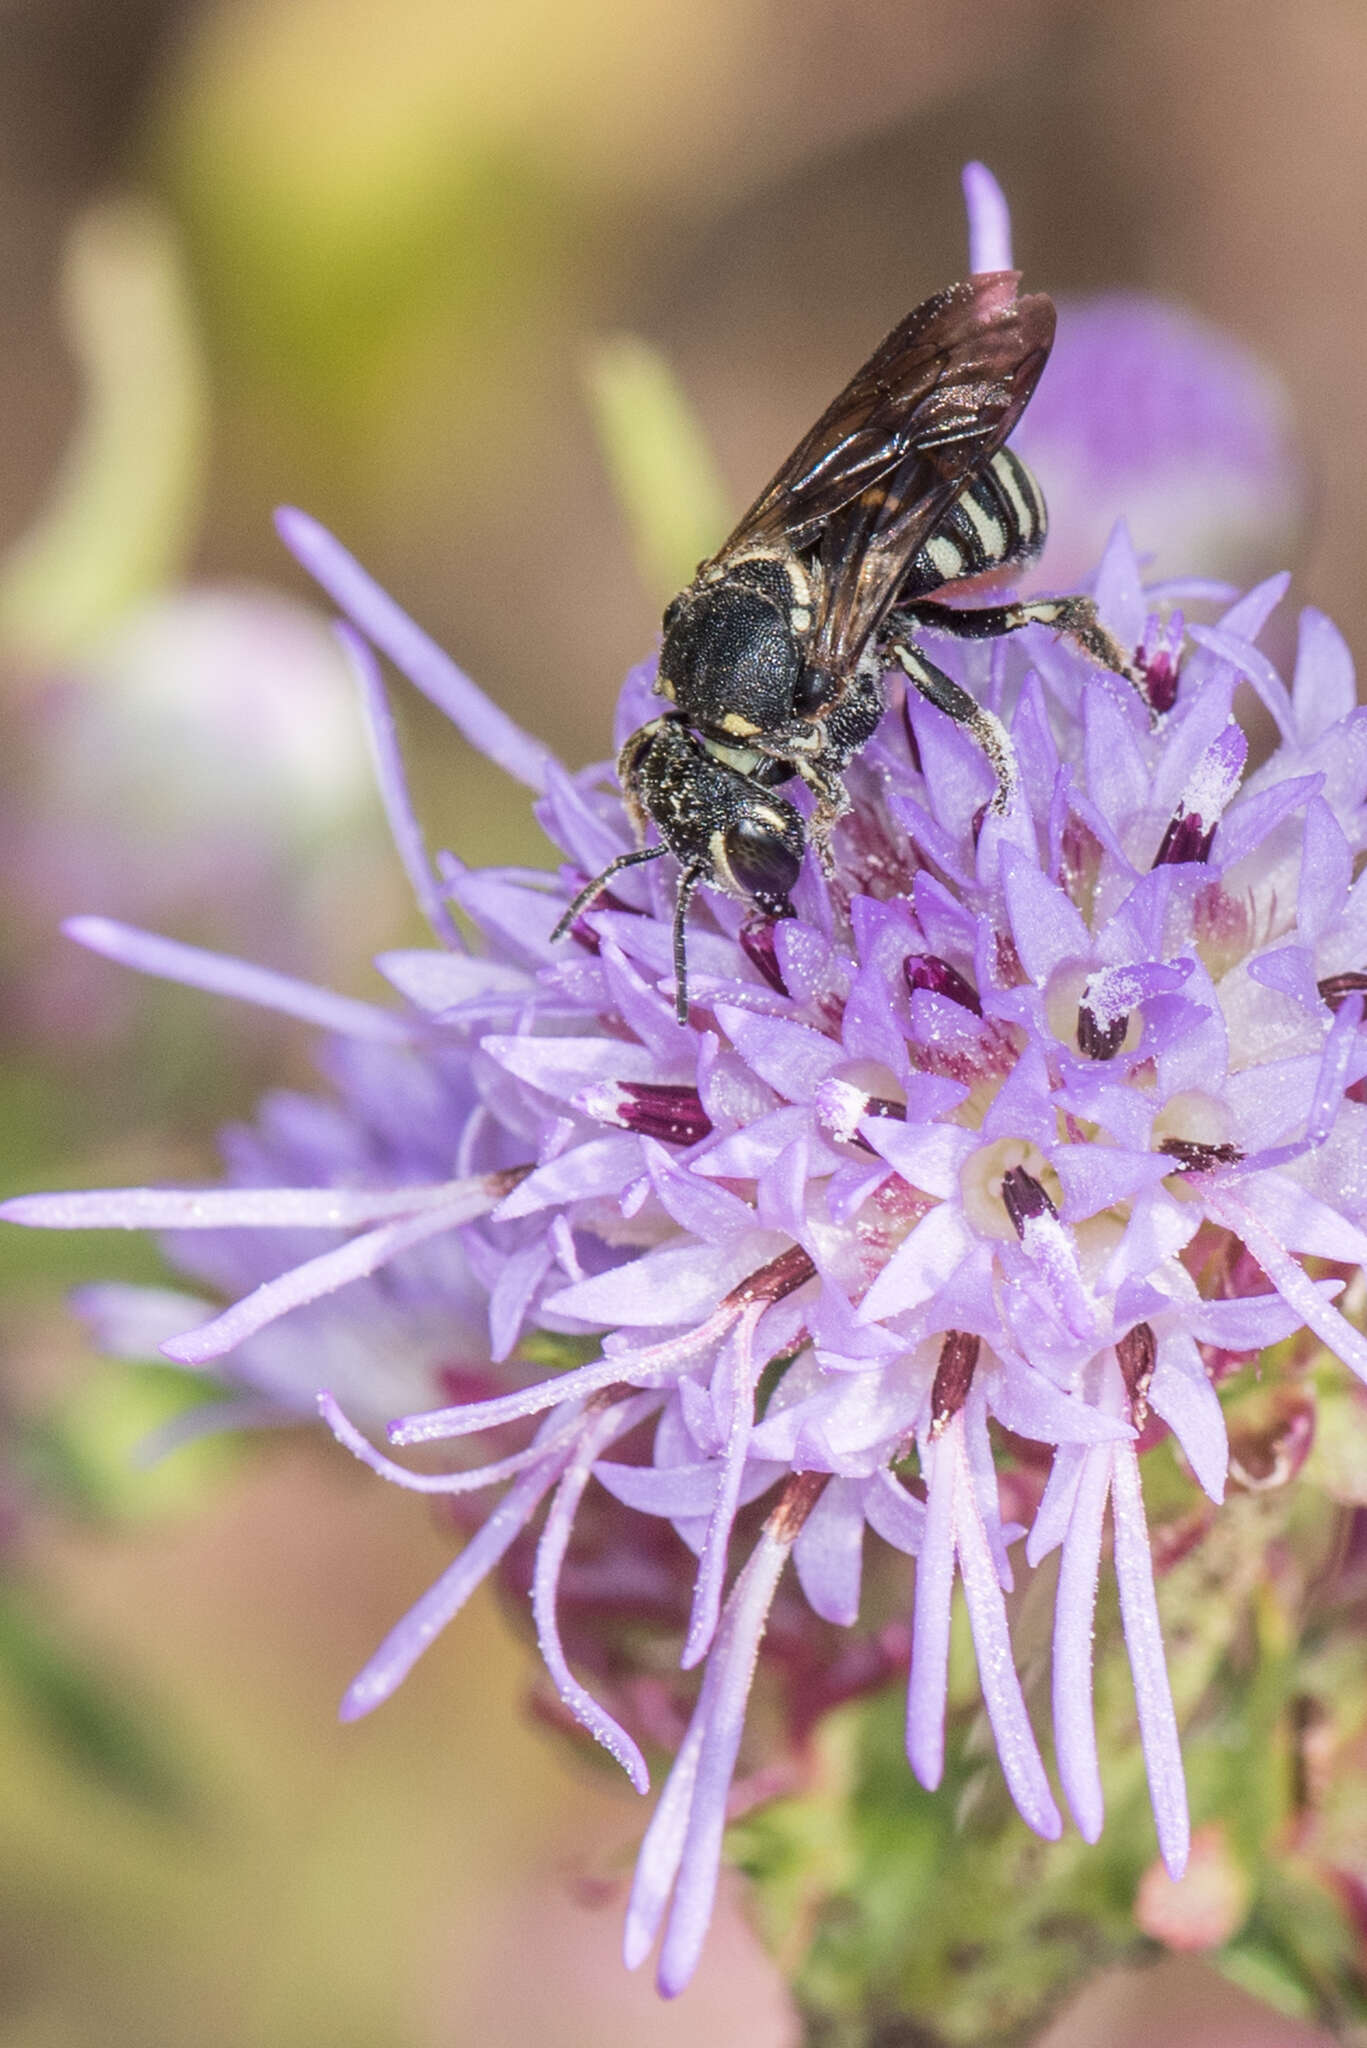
899 595 1147 695
551 843 668 943
891 638 1019 816
671 863 707 1023
739 725 846 873
799 761 850 875
740 671 885 872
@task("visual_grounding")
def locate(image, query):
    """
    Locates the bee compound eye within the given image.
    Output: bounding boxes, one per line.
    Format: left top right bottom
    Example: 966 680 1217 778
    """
722 816 801 914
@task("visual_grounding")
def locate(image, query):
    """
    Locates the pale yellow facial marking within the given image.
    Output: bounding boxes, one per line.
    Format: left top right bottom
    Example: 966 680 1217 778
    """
703 739 762 774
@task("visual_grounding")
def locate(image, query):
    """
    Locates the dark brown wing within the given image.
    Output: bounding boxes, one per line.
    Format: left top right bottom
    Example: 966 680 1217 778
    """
713 272 1055 668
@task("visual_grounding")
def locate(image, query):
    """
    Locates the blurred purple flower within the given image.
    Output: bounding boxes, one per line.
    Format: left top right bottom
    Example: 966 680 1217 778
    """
2 585 383 1050
4 168 1355 1995
1013 295 1306 592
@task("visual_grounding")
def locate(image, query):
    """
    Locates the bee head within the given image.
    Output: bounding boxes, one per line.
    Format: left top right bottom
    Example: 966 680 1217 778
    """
716 800 804 918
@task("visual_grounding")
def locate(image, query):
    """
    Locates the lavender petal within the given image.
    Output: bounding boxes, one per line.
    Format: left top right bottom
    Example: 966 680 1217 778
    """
276 507 553 792
338 624 461 946
683 1307 763 1668
1147 1331 1228 1503
962 161 1013 273
951 1427 1062 1839
905 1431 957 1792
532 1400 653 1791
163 1192 500 1365
340 1451 570 1720
656 1522 790 1996
1051 1444 1113 1843
63 916 412 1043
792 1475 866 1626
3 1181 479 1232
319 1390 574 1497
1110 1444 1190 1877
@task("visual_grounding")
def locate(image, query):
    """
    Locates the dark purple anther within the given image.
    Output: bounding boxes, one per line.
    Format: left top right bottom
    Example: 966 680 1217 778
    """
1001 1165 1056 1237
1116 1321 1157 1427
1153 810 1215 868
727 1243 817 1309
929 1329 980 1437
1159 1138 1243 1172
614 1082 714 1147
862 1095 909 1122
904 953 983 1016
740 917 788 995
1135 609 1184 714
1143 653 1180 716
1076 1001 1127 1061
768 1469 830 1541
1318 971 1367 1013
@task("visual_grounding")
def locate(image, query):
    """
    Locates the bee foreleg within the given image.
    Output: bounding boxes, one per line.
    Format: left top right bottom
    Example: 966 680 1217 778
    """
897 595 1147 700
891 639 1019 816
551 843 668 943
740 726 847 872
671 863 707 1022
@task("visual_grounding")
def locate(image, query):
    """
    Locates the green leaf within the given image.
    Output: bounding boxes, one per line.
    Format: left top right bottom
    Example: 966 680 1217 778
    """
584 334 731 602
0 198 207 666
20 1361 245 1524
0 1588 187 1813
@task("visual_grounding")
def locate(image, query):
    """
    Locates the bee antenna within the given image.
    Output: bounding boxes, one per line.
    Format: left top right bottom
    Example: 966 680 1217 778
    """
550 844 667 945
671 864 706 1024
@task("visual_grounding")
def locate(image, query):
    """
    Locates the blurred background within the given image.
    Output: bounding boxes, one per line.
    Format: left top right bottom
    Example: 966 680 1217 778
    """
1 0 1365 2041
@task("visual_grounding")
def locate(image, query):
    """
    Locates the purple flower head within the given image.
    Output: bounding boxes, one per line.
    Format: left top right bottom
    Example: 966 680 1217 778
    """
5 165 1361 1994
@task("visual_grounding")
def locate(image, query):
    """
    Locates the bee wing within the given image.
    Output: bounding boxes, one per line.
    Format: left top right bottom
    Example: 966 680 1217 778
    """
713 273 1055 666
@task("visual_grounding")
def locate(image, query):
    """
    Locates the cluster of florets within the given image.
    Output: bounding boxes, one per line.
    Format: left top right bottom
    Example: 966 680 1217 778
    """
12 498 1367 1993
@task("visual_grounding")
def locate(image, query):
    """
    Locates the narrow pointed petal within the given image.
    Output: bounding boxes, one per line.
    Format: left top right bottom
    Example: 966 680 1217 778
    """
906 1435 957 1791
276 506 554 792
952 1433 1062 1839
1206 1188 1367 1383
3 1181 482 1232
1110 1446 1190 1877
962 161 1013 273
319 1391 575 1496
339 624 461 945
656 1523 790 1996
623 1710 706 1972
1051 1446 1113 1842
163 1192 500 1365
63 916 413 1042
532 1400 653 1791
340 1453 569 1720
683 1306 764 1667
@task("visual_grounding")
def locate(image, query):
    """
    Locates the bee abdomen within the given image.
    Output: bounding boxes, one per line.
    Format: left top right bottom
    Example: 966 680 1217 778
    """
898 447 1048 597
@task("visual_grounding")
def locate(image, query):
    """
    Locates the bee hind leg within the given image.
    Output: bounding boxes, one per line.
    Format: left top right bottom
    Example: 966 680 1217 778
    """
898 594 1148 701
891 638 1020 817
